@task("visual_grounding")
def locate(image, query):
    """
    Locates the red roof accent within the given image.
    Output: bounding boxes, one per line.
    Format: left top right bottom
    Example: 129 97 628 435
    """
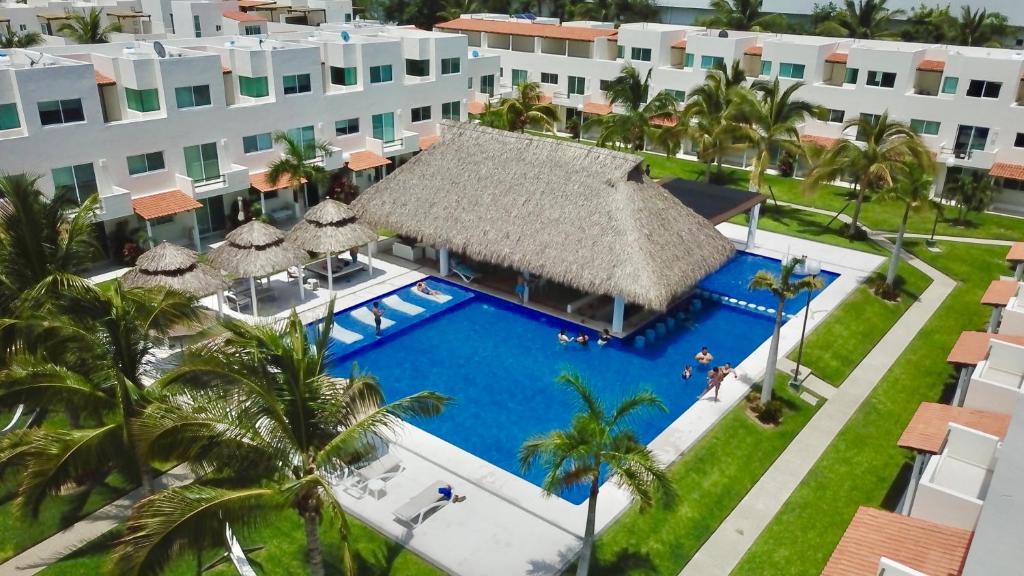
249 171 305 193
990 162 1024 181
467 100 486 115
800 133 842 148
823 507 973 576
132 190 202 221
419 135 440 150
436 18 617 42
671 39 687 49
237 0 274 6
347 150 391 172
582 102 612 115
222 10 267 22
1007 241 1024 262
898 402 1011 454
744 45 763 56
981 279 1019 306
650 115 678 127
222 65 232 74
95 71 116 86
946 331 1024 365
825 52 848 64
917 59 946 72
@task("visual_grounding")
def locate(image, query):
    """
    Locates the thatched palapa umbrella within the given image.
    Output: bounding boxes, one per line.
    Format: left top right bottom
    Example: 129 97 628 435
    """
207 220 305 316
286 199 378 292
120 242 228 312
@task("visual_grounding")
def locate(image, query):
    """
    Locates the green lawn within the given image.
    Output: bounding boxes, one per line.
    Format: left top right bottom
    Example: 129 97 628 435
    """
40 508 440 576
732 241 1009 576
730 204 886 255
585 379 818 575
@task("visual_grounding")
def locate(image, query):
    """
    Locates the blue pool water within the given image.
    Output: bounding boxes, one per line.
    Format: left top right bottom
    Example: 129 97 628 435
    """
322 252 835 504
698 254 838 314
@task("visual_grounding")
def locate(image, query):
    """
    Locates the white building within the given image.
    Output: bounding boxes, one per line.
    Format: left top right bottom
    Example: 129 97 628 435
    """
438 15 1024 213
0 25 499 257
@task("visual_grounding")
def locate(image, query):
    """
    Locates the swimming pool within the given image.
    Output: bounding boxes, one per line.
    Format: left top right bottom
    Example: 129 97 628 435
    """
323 253 835 504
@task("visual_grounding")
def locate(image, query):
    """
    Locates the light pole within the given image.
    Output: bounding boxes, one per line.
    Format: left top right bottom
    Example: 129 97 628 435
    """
928 157 956 248
575 103 584 142
791 256 821 388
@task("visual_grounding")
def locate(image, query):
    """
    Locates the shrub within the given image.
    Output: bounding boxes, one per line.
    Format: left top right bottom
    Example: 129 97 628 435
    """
757 400 784 425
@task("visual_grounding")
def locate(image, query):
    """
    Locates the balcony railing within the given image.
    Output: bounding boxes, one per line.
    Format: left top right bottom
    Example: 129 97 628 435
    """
176 164 249 199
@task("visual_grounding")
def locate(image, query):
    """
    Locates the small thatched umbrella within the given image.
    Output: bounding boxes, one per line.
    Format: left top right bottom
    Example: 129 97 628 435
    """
120 242 228 312
286 199 378 292
207 220 306 316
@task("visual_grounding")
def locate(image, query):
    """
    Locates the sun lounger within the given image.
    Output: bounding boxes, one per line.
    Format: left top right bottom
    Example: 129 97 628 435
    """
382 295 424 316
409 286 452 303
1 405 25 435
351 307 395 330
330 324 363 344
343 452 405 498
225 524 258 576
393 481 450 528
452 263 478 283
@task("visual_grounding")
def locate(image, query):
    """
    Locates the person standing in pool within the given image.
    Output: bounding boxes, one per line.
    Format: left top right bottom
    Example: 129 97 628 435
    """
598 328 612 346
371 301 385 337
515 274 528 303
695 346 713 366
682 365 693 381
558 329 571 344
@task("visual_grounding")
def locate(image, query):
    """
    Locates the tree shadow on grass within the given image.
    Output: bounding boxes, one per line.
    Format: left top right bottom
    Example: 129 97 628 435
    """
573 547 657 576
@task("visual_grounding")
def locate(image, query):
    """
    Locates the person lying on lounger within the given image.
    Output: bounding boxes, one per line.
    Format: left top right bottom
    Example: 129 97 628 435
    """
416 282 441 296
438 483 466 503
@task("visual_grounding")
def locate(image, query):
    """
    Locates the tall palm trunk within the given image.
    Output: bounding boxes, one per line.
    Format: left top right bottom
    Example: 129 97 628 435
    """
762 299 786 403
302 507 325 576
337 506 355 576
704 161 712 183
885 203 911 289
847 182 865 238
576 473 601 576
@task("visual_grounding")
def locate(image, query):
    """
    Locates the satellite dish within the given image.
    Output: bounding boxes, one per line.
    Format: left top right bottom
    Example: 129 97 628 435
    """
341 30 350 42
718 29 729 38
471 50 479 58
153 41 166 58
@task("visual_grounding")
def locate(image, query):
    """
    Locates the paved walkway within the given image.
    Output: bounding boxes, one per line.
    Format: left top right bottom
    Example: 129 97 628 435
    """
0 466 192 576
679 235 956 576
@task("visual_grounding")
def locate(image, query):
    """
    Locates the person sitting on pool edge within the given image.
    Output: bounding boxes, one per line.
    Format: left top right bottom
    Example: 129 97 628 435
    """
576 331 590 345
598 328 612 346
416 281 441 296
438 483 466 503
558 329 571 344
695 346 713 365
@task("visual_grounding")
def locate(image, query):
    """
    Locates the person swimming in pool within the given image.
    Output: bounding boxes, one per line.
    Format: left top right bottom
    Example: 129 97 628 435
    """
682 365 693 381
695 346 713 365
576 331 590 345
558 329 571 344
598 328 612 346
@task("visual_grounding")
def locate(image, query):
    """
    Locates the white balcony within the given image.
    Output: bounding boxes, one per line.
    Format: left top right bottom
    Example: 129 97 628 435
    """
909 423 998 530
998 284 1024 336
964 340 1024 414
364 131 419 158
938 146 998 171
552 91 587 108
97 186 134 221
175 164 250 200
877 557 930 576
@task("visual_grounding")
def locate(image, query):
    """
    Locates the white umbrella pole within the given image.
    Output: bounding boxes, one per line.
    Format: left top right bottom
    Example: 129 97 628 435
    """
216 290 224 315
249 276 259 317
298 260 305 301
327 252 334 293
368 241 375 275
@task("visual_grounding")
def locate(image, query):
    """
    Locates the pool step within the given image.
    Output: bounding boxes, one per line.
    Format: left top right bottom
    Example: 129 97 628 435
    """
693 289 794 320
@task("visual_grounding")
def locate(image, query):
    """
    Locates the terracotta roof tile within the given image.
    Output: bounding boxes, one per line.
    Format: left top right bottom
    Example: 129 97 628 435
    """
249 171 305 193
436 18 617 42
946 330 1024 365
95 71 116 86
917 58 946 72
825 52 848 64
237 0 274 6
823 507 973 576
744 45 763 56
801 133 842 148
990 162 1024 181
467 100 486 115
222 10 267 22
132 190 202 221
537 94 552 104
419 135 440 151
347 150 391 172
898 402 1011 454
981 279 1019 306
671 39 687 49
650 115 678 127
582 102 612 115
1008 241 1024 262
222 65 232 74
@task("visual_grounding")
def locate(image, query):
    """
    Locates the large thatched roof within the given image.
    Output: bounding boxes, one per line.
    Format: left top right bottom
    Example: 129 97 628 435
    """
120 242 227 297
352 122 735 309
208 220 306 278
286 199 378 253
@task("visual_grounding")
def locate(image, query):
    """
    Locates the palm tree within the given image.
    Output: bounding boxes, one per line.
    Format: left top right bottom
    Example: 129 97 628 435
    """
57 8 121 44
698 0 786 31
805 112 930 238
520 371 674 576
833 0 903 39
497 81 559 133
0 27 44 48
267 131 332 217
650 119 687 159
955 6 1008 47
588 65 677 151
436 0 482 21
749 258 824 403
113 309 450 576
879 160 933 292
680 68 746 181
735 78 819 194
0 284 199 516
947 170 996 225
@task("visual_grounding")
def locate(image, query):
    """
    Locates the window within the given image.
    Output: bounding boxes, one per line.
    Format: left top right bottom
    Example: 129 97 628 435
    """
760 60 772 76
616 45 624 59
701 55 725 70
599 79 611 91
406 59 430 77
371 112 395 143
866 70 896 88
910 119 940 136
174 85 211 109
243 24 261 35
441 57 461 75
966 79 1001 99
941 76 959 94
480 75 495 96
681 53 693 68
239 76 269 98
345 13 352 22
779 62 805 79
954 125 989 154
125 88 160 113
820 108 845 123
442 101 460 121
0 103 20 130
512 69 528 86
541 72 558 85
568 75 585 95
844 67 859 84
631 47 651 62
183 142 220 182
410 105 431 123
335 118 359 136
467 76 473 90
51 163 97 205
666 89 685 101
126 151 165 175
330 66 357 86
283 74 311 95
1015 132 1024 148
37 99 84 126
856 113 880 141
369 65 393 84
286 125 316 158
193 14 201 37
242 132 272 154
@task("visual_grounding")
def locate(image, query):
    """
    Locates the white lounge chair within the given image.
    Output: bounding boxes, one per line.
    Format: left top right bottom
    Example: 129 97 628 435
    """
382 295 424 316
343 452 405 498
452 263 478 283
351 307 395 330
1 404 25 435
330 324 363 344
224 524 258 576
409 286 452 304
393 481 450 528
